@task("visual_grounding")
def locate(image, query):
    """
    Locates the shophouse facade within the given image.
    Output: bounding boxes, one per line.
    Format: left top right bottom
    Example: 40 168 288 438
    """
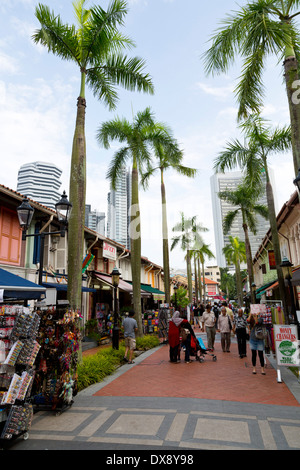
0 184 165 327
252 190 300 315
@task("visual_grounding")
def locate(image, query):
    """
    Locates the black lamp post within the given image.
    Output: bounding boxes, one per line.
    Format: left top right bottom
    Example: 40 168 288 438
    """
17 192 72 285
280 256 298 326
251 283 257 304
111 265 121 349
173 284 178 310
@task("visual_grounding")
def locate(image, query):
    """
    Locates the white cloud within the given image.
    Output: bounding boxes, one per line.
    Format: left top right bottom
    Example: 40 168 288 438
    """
0 52 18 74
196 81 235 100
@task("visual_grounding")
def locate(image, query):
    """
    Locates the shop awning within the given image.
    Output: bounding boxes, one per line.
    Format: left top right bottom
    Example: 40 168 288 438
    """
255 280 277 299
0 268 46 300
94 273 134 293
291 267 300 286
141 283 165 301
42 282 96 293
211 295 225 301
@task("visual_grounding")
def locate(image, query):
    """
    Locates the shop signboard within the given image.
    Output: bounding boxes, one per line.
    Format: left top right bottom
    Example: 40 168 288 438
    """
268 250 276 270
250 304 266 314
274 325 299 367
103 242 116 260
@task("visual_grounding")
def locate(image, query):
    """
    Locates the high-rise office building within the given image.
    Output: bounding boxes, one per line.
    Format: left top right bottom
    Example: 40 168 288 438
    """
17 161 62 209
107 166 131 249
85 204 105 236
210 170 276 268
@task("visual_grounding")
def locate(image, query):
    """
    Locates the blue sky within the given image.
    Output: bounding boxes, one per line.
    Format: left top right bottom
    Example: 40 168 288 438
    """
0 0 296 270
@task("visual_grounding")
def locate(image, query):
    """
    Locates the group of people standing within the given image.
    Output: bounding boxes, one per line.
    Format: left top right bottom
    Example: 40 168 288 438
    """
168 302 267 375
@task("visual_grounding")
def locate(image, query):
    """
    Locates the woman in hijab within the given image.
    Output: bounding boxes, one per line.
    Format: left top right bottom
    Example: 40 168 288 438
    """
168 311 183 363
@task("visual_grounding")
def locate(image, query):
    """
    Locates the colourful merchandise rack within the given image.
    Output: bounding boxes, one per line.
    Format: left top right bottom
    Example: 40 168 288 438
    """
0 305 40 447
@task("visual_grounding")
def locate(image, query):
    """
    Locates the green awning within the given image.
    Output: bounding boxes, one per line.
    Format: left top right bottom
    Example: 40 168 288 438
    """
255 280 277 299
140 283 164 295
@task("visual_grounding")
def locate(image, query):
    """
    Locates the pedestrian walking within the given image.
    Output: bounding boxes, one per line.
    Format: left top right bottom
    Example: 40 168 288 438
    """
234 308 248 358
122 310 138 364
217 306 232 352
202 304 216 350
198 303 205 331
212 302 220 329
193 304 200 328
168 311 183 363
248 312 266 375
180 316 196 363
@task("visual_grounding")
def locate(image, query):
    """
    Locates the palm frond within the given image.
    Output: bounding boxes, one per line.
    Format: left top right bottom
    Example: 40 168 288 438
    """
223 209 239 234
33 4 80 64
214 138 252 172
235 45 266 120
99 54 154 95
97 116 132 148
202 10 246 76
106 146 130 189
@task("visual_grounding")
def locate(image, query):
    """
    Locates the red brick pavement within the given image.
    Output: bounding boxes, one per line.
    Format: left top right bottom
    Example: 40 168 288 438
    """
93 340 300 407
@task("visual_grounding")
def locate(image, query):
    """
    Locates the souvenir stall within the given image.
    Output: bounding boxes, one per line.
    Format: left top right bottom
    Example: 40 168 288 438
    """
0 305 40 445
31 307 81 415
143 310 159 334
251 302 284 354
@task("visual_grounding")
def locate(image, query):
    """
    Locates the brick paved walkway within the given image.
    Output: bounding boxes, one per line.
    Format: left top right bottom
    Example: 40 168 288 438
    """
93 335 299 407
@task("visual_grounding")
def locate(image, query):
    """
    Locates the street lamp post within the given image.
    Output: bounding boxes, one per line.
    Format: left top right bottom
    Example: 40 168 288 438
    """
111 266 121 350
17 192 72 285
173 284 178 310
251 283 256 304
280 256 298 327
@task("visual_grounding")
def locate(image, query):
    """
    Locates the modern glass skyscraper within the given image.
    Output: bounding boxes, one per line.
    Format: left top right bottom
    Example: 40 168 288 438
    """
85 204 105 236
210 170 276 268
107 166 131 249
17 161 62 209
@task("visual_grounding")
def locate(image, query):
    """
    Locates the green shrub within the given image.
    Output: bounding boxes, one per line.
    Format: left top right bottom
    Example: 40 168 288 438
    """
76 335 159 392
136 334 160 350
77 346 125 392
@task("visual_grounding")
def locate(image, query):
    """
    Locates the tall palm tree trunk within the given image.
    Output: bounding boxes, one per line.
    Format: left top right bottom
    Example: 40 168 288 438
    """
161 170 170 305
194 257 198 305
202 260 206 305
242 222 255 304
130 161 142 336
67 94 86 310
235 258 243 306
198 258 202 304
283 39 300 176
186 248 193 303
265 178 289 323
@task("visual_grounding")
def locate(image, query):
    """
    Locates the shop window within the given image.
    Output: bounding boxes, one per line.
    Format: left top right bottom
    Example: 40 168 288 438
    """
0 207 22 265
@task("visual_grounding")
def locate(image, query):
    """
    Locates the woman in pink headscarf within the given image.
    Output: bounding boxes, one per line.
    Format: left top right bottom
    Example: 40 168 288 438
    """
168 311 183 363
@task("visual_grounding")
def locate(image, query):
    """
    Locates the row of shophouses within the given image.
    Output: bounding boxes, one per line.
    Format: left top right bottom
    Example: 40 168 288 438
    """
252 189 300 314
1 182 299 326
0 184 218 325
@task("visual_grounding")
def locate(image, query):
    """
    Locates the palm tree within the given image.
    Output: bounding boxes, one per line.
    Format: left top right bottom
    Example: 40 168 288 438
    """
223 236 246 306
220 268 236 300
214 114 291 318
191 243 215 305
141 131 197 305
33 0 154 309
203 0 300 176
171 213 208 303
218 181 269 303
97 107 172 336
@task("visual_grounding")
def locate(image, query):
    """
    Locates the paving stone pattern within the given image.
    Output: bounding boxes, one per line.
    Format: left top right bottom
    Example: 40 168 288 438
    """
9 333 300 451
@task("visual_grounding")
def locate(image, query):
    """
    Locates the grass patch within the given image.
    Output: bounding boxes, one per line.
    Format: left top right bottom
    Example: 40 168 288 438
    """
77 335 160 392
